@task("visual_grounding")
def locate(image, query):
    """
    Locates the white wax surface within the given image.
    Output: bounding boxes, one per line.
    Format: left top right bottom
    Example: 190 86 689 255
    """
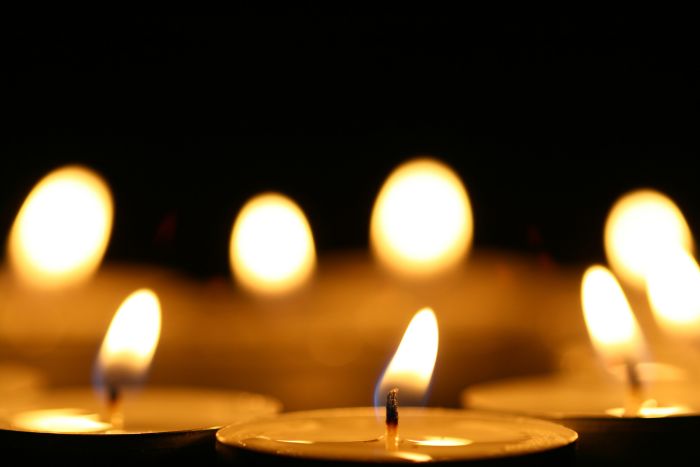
216 407 577 463
463 373 700 418
0 386 281 433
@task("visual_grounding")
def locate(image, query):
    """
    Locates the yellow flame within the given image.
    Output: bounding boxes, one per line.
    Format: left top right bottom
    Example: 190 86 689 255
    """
97 289 161 385
8 165 113 290
230 193 316 295
377 308 439 404
370 158 472 277
646 248 700 338
581 265 646 365
604 189 693 288
11 409 111 433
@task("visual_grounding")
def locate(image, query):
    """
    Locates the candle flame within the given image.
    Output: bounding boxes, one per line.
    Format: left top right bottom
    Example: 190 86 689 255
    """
95 289 161 390
646 248 700 339
581 265 646 367
374 308 439 408
8 165 113 289
230 193 316 295
605 189 693 288
370 158 472 277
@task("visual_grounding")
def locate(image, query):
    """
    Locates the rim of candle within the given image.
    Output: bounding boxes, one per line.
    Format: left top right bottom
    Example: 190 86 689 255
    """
463 375 700 420
0 386 282 435
216 407 578 463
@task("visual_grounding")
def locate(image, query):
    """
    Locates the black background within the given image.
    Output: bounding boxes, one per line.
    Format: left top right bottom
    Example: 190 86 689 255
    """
2 15 699 278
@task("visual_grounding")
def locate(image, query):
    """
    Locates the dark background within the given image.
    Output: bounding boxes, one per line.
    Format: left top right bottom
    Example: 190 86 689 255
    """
2 15 699 278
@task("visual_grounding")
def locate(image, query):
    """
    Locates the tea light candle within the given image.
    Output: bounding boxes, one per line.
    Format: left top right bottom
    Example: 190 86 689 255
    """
219 307 576 465
0 288 281 463
0 386 281 463
217 406 577 465
463 265 700 465
463 371 700 466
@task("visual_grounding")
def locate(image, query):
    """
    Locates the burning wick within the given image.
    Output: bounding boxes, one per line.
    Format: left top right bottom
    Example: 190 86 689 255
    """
107 384 124 430
385 388 399 451
624 359 643 416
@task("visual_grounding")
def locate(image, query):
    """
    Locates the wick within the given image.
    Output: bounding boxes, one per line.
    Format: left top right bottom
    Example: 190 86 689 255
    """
623 359 644 416
385 388 399 451
107 384 124 430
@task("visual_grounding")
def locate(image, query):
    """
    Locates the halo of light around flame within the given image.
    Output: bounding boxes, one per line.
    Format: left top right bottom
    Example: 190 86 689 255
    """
370 159 472 277
581 265 646 365
96 289 161 388
8 165 113 290
230 193 316 295
604 189 693 288
374 307 439 407
646 248 700 338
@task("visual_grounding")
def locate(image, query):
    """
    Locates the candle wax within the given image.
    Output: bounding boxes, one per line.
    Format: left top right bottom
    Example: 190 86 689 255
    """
1 386 281 432
463 373 700 466
216 408 577 465
0 386 281 464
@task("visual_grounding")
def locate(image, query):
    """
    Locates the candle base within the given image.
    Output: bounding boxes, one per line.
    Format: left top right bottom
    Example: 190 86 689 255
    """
216 408 577 466
217 442 576 466
2 427 218 465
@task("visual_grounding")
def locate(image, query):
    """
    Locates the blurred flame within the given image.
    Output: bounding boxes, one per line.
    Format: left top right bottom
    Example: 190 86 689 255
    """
95 289 161 389
582 265 646 365
374 308 439 407
11 409 110 433
230 193 316 295
605 189 693 288
646 248 700 338
370 159 472 277
8 165 113 290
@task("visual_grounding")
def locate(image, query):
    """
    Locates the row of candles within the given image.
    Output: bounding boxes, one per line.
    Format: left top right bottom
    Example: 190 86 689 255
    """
1 158 699 464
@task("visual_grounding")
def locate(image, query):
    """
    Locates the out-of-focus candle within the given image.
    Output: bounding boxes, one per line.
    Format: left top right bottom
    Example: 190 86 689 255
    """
463 265 700 466
218 308 577 465
604 189 693 289
230 192 315 296
370 158 473 278
7 165 113 290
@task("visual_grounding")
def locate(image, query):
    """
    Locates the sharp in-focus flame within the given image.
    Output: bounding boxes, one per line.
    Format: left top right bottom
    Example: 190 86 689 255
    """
374 308 439 408
95 289 161 391
581 265 647 367
370 158 473 277
8 165 113 290
604 189 693 288
230 192 316 295
646 248 700 339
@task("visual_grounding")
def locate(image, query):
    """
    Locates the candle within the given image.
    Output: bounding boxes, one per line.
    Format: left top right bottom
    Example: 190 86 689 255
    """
0 288 281 463
217 307 577 465
462 265 700 465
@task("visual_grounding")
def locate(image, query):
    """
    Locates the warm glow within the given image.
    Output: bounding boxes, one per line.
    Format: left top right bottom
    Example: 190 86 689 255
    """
606 399 691 418
410 436 472 447
96 289 161 388
646 248 700 338
581 266 646 365
11 409 111 433
605 189 693 288
8 165 113 290
375 308 439 407
370 158 472 277
230 193 316 295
